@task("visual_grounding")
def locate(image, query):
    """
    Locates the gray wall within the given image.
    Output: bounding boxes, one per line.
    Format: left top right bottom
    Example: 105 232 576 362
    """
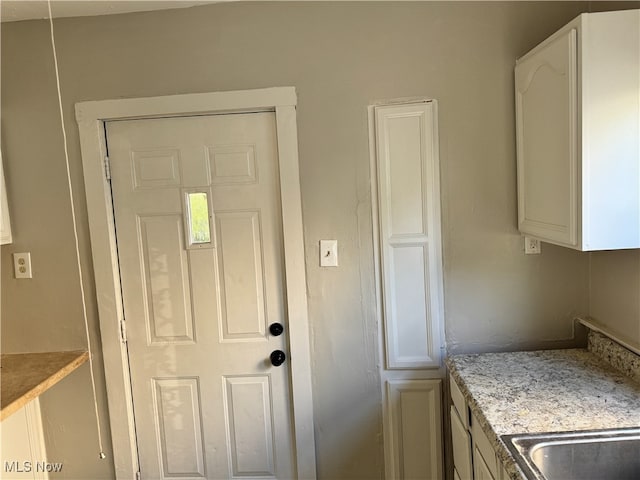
1 2 606 478
590 251 640 344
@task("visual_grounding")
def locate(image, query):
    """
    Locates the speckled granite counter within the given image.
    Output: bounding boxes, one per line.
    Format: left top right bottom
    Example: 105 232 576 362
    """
446 332 640 479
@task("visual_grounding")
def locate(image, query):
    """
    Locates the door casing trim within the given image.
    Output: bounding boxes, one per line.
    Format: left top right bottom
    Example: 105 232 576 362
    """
76 87 317 479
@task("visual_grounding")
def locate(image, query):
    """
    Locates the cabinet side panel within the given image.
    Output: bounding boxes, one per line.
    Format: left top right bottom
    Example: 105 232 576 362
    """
583 10 640 250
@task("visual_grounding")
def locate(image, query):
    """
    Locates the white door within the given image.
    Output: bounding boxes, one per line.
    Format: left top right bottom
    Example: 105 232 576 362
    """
106 112 296 480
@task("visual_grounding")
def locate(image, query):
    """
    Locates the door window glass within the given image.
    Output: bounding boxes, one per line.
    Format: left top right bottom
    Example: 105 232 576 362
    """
184 190 213 248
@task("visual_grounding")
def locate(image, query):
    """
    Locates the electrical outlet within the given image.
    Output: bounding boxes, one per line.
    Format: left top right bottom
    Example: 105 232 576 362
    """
320 240 338 267
13 252 33 278
524 237 541 255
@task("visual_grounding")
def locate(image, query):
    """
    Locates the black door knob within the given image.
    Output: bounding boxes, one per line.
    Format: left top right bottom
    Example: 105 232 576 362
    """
270 350 286 367
269 323 284 336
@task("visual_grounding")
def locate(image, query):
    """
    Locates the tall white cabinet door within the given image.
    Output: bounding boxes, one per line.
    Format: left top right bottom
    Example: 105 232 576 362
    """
372 101 444 480
375 102 443 369
515 29 578 246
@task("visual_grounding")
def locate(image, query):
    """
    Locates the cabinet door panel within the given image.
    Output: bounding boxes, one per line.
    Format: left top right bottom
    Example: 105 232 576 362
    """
471 411 498 478
387 380 443 479
450 406 473 480
516 29 578 246
474 446 497 480
375 103 443 369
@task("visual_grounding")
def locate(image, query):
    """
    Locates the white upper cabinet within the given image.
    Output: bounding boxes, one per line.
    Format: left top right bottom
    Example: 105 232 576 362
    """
0 152 12 245
516 10 640 251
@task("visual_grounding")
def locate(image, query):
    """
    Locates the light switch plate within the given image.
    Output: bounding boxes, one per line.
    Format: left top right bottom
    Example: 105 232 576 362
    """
13 252 32 278
320 240 338 267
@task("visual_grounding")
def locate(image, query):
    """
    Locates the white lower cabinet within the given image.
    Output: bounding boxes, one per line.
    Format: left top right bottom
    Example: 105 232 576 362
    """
386 379 443 479
473 447 494 480
471 411 498 479
450 377 509 480
0 399 48 480
451 406 473 479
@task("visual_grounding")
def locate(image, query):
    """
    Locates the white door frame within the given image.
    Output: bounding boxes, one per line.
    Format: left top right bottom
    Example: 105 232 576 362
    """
76 87 317 479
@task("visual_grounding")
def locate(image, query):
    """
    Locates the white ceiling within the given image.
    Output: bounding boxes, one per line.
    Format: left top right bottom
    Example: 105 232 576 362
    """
0 1 223 23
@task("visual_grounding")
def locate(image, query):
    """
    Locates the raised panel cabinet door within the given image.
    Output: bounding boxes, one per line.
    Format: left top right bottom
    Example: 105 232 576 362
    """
471 411 498 478
107 112 296 480
515 29 578 246
375 102 443 369
386 380 443 479
473 446 497 480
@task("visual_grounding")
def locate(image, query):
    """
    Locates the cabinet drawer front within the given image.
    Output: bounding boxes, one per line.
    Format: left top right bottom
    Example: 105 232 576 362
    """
450 406 473 480
450 377 469 429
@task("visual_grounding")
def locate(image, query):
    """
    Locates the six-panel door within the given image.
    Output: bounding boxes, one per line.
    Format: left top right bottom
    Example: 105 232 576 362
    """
106 112 295 480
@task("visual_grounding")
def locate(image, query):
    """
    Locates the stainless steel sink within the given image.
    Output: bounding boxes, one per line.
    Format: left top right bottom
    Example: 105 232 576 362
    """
502 428 640 480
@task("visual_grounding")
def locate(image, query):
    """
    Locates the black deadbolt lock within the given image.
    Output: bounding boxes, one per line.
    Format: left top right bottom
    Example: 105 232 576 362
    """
269 322 284 336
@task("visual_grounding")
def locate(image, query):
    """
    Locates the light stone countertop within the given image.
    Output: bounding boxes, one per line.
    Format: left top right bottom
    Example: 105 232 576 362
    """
446 343 640 479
